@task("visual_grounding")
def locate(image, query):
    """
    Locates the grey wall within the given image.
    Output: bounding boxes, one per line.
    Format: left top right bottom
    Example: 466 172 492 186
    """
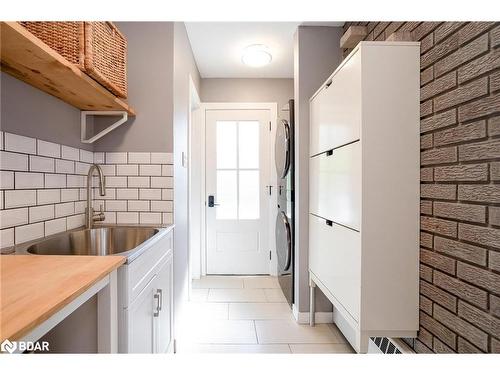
0 73 92 151
200 78 293 110
94 22 174 152
172 22 201 334
294 26 343 312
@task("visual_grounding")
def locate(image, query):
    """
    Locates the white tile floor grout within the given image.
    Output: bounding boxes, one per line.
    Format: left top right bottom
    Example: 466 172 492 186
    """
177 275 354 354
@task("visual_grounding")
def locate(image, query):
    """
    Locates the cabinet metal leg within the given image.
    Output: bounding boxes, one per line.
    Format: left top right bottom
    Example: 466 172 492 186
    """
309 278 316 327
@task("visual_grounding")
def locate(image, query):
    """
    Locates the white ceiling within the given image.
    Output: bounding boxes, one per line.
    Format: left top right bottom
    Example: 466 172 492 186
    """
186 22 343 79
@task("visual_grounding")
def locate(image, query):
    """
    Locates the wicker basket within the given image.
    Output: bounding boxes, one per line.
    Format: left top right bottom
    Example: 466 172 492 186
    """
19 21 128 98
19 22 85 70
84 22 127 98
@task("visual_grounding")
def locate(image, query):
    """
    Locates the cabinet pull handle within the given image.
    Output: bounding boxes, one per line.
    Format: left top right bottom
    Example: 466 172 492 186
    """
154 293 160 317
325 220 333 227
157 288 163 311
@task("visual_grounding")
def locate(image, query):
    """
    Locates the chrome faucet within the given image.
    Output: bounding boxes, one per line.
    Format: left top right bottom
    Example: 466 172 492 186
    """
86 164 106 229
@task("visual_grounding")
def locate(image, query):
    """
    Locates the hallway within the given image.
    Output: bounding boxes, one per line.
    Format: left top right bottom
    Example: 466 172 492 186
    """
177 276 354 353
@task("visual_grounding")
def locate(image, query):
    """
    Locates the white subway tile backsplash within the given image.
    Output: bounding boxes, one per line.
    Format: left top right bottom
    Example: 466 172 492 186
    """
0 228 14 248
5 133 36 154
0 208 28 229
30 204 55 223
162 165 174 176
128 176 150 188
0 171 14 189
140 212 162 224
15 172 44 189
151 200 173 212
162 212 173 224
30 155 55 173
67 175 85 188
94 152 105 164
55 159 75 174
61 189 79 202
45 217 67 236
116 188 139 200
128 200 150 212
102 212 116 224
117 212 138 224
1 132 174 248
4 190 37 209
15 222 44 244
67 214 85 230
151 176 173 188
139 188 162 200
75 162 91 175
100 164 116 176
37 189 60 205
162 189 173 200
61 146 80 161
80 150 93 163
75 201 86 214
45 173 66 188
37 140 60 158
128 152 150 164
116 164 138 176
106 176 128 188
140 164 162 176
0 151 29 171
106 200 127 211
151 152 172 164
55 202 74 218
106 152 127 164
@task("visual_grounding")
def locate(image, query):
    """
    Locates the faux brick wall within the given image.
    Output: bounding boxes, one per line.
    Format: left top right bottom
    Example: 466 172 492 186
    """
0 131 173 250
342 21 500 353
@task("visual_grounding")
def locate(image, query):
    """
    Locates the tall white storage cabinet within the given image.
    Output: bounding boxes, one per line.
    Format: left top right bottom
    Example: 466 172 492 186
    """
308 42 420 353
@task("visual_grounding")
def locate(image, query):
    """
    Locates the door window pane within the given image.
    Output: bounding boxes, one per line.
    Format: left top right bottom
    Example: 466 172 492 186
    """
238 121 259 169
239 170 260 219
216 170 237 219
216 121 237 169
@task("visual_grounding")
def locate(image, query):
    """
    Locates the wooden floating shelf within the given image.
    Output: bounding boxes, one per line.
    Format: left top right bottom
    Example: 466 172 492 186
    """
0 22 136 116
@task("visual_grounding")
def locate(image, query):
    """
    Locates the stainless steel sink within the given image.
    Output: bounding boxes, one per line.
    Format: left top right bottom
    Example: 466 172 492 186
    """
27 227 159 256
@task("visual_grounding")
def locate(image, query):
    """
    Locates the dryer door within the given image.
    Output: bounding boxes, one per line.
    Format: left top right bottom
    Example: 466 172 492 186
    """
275 119 291 179
276 211 292 274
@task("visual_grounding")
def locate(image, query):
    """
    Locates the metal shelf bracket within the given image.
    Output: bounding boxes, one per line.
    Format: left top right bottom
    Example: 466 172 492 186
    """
81 111 128 144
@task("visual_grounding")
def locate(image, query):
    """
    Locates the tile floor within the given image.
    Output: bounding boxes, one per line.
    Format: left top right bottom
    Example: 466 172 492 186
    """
177 275 354 354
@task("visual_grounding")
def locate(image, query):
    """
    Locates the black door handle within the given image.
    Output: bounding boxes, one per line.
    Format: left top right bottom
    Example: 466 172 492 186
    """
208 195 219 207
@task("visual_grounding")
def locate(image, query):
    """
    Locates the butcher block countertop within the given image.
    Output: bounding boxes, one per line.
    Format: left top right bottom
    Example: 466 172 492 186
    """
0 255 125 341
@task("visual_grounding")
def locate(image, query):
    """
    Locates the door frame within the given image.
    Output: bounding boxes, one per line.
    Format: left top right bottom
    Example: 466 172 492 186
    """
194 102 278 277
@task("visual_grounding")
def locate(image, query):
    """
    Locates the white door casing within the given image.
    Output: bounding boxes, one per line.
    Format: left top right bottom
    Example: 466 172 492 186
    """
205 108 273 274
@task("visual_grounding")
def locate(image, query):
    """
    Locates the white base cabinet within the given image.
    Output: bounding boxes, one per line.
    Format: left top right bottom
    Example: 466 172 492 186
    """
308 42 420 353
118 228 174 353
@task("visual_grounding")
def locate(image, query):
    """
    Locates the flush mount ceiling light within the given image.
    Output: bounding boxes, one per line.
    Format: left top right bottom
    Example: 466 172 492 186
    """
241 44 272 67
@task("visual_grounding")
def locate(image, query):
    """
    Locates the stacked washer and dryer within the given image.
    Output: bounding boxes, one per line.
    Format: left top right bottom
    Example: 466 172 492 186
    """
274 99 295 307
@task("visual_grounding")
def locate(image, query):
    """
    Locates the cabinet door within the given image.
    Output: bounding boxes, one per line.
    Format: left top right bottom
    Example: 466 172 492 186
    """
127 275 158 353
309 50 361 156
309 214 361 322
154 254 173 353
309 142 361 231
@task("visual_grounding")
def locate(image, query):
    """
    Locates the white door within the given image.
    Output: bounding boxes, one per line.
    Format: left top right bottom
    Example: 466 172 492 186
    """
206 109 271 274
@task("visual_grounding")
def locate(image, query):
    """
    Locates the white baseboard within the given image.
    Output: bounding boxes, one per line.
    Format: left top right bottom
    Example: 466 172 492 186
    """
292 304 334 324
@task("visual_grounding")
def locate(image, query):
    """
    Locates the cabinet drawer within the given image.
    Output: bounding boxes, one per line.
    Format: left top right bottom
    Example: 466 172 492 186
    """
309 142 361 231
127 231 173 303
309 50 361 156
309 214 361 321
